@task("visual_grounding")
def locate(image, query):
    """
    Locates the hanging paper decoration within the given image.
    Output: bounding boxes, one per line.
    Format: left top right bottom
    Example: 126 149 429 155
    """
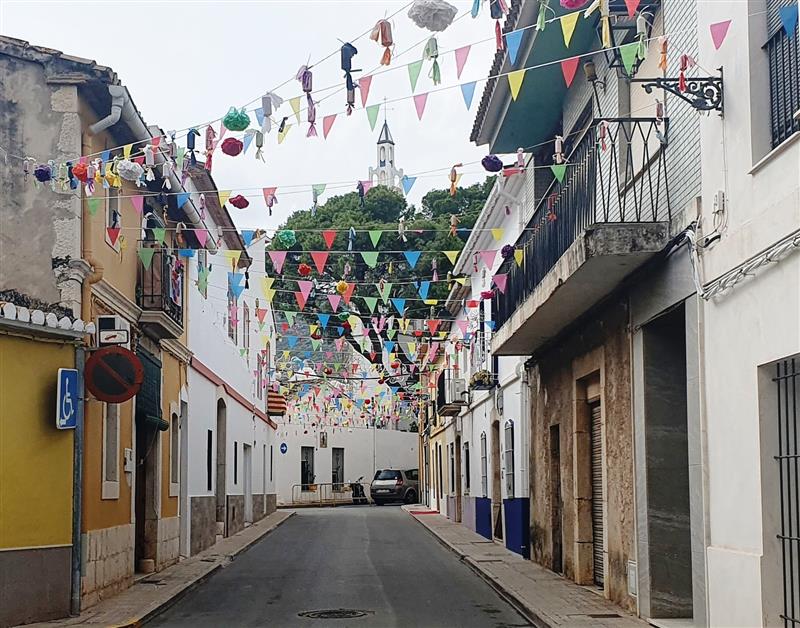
408 0 458 31
336 280 349 295
408 60 424 91
678 53 695 91
779 4 798 36
560 11 580 47
449 163 462 196
117 159 144 182
222 107 250 132
204 125 217 172
709 20 732 50
370 19 394 65
262 187 278 216
600 0 611 47
260 92 284 134
482 155 503 172
221 137 243 156
460 81 477 109
561 56 581 87
186 128 200 165
508 69 526 100
490 0 509 50
366 104 381 131
413 93 428 119
423 37 441 85
276 229 297 248
358 75 373 107
298 263 312 277
341 43 359 115
229 194 249 209
501 244 515 260
296 65 316 137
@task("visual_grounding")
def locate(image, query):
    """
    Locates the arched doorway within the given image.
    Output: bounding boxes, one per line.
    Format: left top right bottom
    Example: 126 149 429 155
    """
491 420 503 540
215 399 227 538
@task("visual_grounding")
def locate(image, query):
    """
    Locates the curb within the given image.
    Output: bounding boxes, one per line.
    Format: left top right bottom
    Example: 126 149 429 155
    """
404 509 549 628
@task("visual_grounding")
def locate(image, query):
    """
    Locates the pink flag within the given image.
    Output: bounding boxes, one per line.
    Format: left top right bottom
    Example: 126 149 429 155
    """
360 180 373 194
130 195 144 214
328 294 341 311
335 337 345 351
262 186 277 207
359 76 373 107
294 291 307 310
479 250 498 268
310 251 329 274
195 229 208 247
624 0 640 17
413 93 428 120
561 56 580 88
455 45 471 79
268 250 287 273
493 273 508 294
297 280 313 302
322 230 337 249
457 320 469 334
710 20 731 50
322 114 337 139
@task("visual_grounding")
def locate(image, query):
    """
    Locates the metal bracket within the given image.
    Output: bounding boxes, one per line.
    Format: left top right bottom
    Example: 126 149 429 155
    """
631 68 724 114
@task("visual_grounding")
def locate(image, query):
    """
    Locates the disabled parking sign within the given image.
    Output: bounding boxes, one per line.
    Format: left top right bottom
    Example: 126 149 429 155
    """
56 368 79 430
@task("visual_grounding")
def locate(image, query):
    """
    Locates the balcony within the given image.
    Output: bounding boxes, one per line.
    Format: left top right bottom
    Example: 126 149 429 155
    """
137 244 184 340
491 118 672 356
766 22 800 148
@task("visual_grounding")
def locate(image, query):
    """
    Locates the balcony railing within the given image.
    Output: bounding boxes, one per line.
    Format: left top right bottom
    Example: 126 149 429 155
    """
137 245 184 327
766 24 800 148
492 117 670 332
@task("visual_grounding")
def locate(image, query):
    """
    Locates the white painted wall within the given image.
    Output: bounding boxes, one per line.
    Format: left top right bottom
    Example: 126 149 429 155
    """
696 2 800 625
273 426 418 505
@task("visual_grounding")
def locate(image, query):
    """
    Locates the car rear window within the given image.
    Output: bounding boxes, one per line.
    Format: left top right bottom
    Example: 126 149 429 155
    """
405 469 419 481
375 470 402 480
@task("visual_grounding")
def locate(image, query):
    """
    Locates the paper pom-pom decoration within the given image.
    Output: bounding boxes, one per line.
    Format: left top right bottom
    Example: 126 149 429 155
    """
482 155 503 172
391 360 401 369
276 229 296 248
481 290 495 300
408 0 458 31
338 312 350 322
298 263 312 277
560 0 590 8
33 164 52 182
117 159 144 182
336 280 349 294
364 398 371 405
221 137 243 156
229 195 249 209
222 106 251 132
72 162 89 182
324 367 333 375
501 244 515 259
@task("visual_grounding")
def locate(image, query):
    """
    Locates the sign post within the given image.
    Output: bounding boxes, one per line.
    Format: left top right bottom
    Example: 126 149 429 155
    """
57 368 79 430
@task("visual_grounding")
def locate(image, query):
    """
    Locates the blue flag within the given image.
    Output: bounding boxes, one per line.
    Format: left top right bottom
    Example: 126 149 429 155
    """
317 313 330 328
404 251 422 268
505 30 524 66
401 176 417 195
460 82 476 109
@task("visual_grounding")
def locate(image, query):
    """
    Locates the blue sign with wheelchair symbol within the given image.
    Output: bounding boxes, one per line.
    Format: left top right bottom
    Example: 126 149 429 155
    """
57 368 79 430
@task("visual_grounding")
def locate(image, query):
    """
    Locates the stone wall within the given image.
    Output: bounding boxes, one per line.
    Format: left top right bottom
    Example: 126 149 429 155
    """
190 496 216 555
253 495 265 522
265 493 277 516
0 546 71 627
156 516 180 570
81 523 134 609
226 495 245 537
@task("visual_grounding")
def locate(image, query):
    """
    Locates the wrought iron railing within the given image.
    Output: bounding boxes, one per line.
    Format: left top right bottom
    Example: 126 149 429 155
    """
492 118 670 332
766 24 800 148
137 245 184 327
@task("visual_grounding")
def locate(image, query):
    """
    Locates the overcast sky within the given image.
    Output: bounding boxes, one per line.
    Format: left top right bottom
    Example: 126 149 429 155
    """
1 0 500 231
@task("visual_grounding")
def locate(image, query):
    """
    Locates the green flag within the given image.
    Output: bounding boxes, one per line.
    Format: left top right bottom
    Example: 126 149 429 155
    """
368 230 382 247
138 247 156 269
361 251 379 268
551 164 567 183
408 60 423 92
363 296 378 313
366 105 381 131
87 197 103 216
620 42 639 75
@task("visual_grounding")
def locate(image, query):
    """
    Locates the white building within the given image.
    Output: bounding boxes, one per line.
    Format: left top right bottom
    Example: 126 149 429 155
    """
368 121 404 192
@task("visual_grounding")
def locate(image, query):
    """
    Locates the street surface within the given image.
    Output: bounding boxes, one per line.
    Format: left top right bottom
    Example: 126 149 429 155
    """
148 506 530 627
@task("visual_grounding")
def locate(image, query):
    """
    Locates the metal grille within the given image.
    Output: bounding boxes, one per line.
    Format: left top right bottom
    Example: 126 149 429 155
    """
591 403 605 587
136 244 184 327
777 358 800 626
766 17 800 148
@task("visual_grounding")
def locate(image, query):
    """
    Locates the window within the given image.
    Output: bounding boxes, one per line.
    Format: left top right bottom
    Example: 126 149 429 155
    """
234 441 238 484
766 0 800 148
405 469 419 481
256 353 264 400
102 403 120 499
170 413 179 484
243 301 250 355
207 430 213 491
374 470 401 480
227 293 238 344
449 443 455 493
270 444 274 482
480 432 488 498
105 187 121 252
464 442 470 493
504 420 515 498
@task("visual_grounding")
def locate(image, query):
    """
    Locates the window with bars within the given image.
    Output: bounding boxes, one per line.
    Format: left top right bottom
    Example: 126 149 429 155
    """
243 301 250 354
765 0 800 148
505 420 515 498
480 432 488 498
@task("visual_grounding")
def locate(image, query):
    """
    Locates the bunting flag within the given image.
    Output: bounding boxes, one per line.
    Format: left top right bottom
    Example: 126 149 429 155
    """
256 308 268 324
322 114 337 139
493 273 508 294
779 5 798 36
297 280 313 302
361 251 379 268
130 195 144 214
294 291 307 310
218 190 231 208
408 60 424 91
152 228 166 245
310 251 328 274
255 107 265 128
479 250 497 268
224 249 242 267
378 282 393 303
138 247 156 269
369 230 383 247
507 69 526 100
401 175 417 195
363 296 378 313
262 187 277 209
278 123 292 144
174 192 189 209
322 229 337 249
709 20 732 49
360 180 374 195
624 0 640 17
455 82 476 112
417 281 431 300
391 298 406 315
359 75 373 106
241 230 255 247
289 97 302 124
228 272 246 298
195 229 208 247
514 249 524 267
505 30 524 65
455 45 471 78
87 197 102 216
285 311 297 326
261 276 275 296
560 12 580 48
343 282 356 304
620 42 639 75
268 250 287 273
413 93 428 120
366 104 381 131
242 132 255 154
327 294 341 311
404 250 422 268
123 144 132 159
551 164 568 182
491 228 504 241
107 227 121 246
312 183 326 199
561 56 581 87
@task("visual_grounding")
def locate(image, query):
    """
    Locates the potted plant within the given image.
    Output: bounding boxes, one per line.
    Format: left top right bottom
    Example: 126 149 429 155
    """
469 369 496 390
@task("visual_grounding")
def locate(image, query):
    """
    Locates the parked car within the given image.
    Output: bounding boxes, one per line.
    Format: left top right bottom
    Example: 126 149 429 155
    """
370 469 419 505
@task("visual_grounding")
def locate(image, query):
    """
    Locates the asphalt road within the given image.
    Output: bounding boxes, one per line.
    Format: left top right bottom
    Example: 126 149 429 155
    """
148 506 530 628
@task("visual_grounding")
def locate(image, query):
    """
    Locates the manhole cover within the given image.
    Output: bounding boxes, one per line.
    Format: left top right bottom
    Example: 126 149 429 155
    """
298 609 369 619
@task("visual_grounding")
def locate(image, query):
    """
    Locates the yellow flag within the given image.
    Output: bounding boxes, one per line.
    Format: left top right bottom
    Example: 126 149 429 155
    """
514 249 524 267
218 190 232 207
223 249 242 266
561 12 580 48
289 97 302 124
423 299 439 305
123 144 132 159
262 276 275 296
265 288 276 302
283 350 290 359
278 123 292 144
491 228 504 241
507 69 526 101
309 324 318 336
408 342 417 354
443 250 460 264
455 277 468 285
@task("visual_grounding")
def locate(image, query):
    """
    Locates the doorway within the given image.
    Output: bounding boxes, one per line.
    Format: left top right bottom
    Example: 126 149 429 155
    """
550 424 563 573
215 400 227 537
332 447 344 491
590 401 604 588
491 420 503 540
243 444 253 526
179 400 189 558
436 443 443 511
455 436 462 522
301 446 315 487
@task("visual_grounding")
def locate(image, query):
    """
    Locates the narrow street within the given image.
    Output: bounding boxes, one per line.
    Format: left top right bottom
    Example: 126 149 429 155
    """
148 507 529 628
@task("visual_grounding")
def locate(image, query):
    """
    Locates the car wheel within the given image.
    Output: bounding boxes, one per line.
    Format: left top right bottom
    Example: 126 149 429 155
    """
404 490 417 504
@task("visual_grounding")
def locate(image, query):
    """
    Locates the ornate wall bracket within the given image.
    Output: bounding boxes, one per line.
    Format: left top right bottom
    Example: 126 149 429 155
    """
631 69 724 114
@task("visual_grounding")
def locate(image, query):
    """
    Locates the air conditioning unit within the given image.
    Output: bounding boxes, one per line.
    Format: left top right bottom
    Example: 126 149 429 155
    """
496 387 504 414
96 315 131 348
448 378 467 404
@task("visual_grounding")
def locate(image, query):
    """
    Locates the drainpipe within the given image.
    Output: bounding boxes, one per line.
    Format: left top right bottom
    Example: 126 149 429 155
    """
88 85 126 135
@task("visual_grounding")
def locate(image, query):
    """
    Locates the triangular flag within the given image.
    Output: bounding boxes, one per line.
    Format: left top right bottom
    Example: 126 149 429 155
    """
123 144 132 159
624 0 640 17
278 123 291 144
361 251 379 268
130 195 144 214
223 249 242 267
322 230 337 249
343 282 356 304
241 230 255 247
152 228 166 245
218 190 232 207
514 249 524 267
551 164 568 183
779 6 798 36
505 30 524 65
391 298 406 315
312 183 326 198
322 114 336 139
138 247 156 269
378 282 393 304
620 42 639 75
195 229 208 247
328 294 341 311
408 60 423 91
242 133 254 154
261 276 275 297
561 56 581 87
363 296 378 313
455 45 471 78
426 320 441 335
228 272 245 298
359 75 373 107
460 81 477 109
560 12 580 47
366 104 381 131
491 228 504 241
294 292 307 310
404 251 422 268
106 227 121 246
255 107 265 127
289 97 302 124
268 250 287 273
413 93 428 120
310 251 328 274
285 311 297 326
417 281 430 300
709 20 732 50
493 273 508 294
443 250 459 265
402 176 417 195
297 280 313 301
479 250 497 268
368 230 382 247
175 192 190 209
507 69 526 100
87 197 102 216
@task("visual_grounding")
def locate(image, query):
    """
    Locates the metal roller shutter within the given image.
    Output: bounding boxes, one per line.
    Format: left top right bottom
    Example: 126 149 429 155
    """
591 403 604 587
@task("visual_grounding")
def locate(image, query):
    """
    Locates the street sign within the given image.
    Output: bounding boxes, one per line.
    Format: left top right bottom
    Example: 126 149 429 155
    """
56 368 79 429
280 442 288 455
85 346 144 403
98 329 129 346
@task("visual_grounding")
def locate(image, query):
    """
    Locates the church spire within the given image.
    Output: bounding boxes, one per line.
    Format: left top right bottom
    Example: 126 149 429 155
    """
368 115 403 192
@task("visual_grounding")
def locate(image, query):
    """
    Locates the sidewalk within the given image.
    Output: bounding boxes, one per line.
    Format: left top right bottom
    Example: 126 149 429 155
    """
403 505 648 628
23 510 294 628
